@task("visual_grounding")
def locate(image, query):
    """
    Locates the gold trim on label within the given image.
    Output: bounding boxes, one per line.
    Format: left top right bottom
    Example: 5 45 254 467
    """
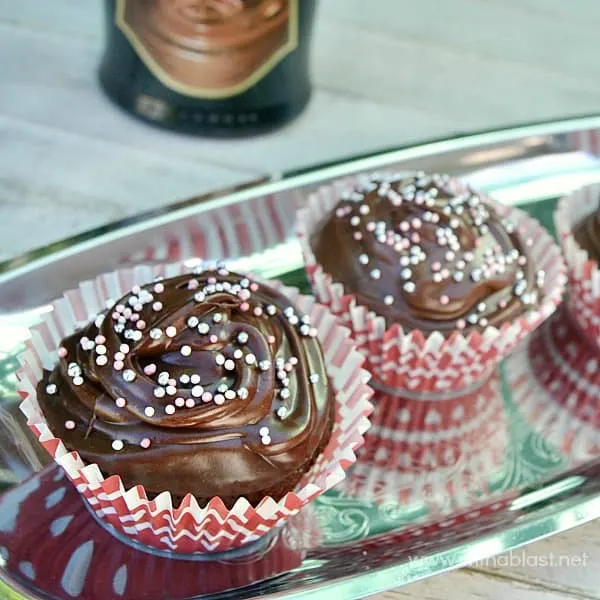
115 0 299 99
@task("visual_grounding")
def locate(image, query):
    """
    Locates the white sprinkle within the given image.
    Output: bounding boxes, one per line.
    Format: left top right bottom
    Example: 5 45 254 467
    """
309 374 320 384
64 420 76 430
179 374 190 384
277 406 288 419
140 438 151 449
238 387 249 399
153 387 166 398
166 326 177 338
213 313 223 324
233 349 243 359
403 281 416 293
192 385 204 398
190 374 201 385
73 376 84 386
112 440 124 451
46 383 57 395
149 329 162 340
154 283 164 293
115 397 126 408
350 215 360 226
280 388 291 400
96 355 108 366
401 268 412 280
198 323 210 335
166 385 177 396
152 302 163 312
175 397 185 407
384 295 394 306
261 435 271 446
185 398 196 408
453 271 464 282
224 359 235 371
215 354 225 366
144 406 155 417
165 404 175 415
194 292 206 303
187 316 199 328
370 269 381 280
157 372 170 386
245 354 256 365
225 389 236 400
259 426 269 437
180 345 192 357
259 360 271 371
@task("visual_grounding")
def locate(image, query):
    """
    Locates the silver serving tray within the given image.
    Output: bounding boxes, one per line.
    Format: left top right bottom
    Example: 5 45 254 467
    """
1 116 600 600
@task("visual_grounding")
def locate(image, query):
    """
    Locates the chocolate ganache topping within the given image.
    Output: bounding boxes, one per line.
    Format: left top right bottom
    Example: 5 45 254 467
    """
573 204 600 262
38 269 334 507
310 173 544 334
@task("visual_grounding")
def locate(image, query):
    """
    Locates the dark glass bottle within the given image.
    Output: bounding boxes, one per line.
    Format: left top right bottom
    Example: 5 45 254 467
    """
99 0 316 137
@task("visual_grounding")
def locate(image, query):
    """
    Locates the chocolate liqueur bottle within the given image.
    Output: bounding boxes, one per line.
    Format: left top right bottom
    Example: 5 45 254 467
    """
99 0 316 136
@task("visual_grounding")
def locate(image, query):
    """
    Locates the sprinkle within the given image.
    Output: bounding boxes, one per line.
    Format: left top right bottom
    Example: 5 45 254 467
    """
201 392 213 403
185 398 196 408
289 356 299 366
245 354 256 365
401 268 412 280
309 374 320 384
58 347 67 358
158 372 170 386
266 305 277 316
288 314 299 325
280 388 291 400
213 313 223 324
471 269 482 282
477 302 487 313
46 383 57 395
370 269 381 280
480 318 489 327
144 364 157 376
171 397 183 408
267 335 276 344
165 404 175 415
456 319 466 330
179 374 190 385
518 256 527 266
237 331 249 345
250 282 259 292
215 354 225 366
154 387 166 398
350 215 360 226
403 281 416 293
238 387 249 399
136 320 146 330
150 329 162 340
166 326 177 338
140 438 151 449
240 302 250 312
65 420 76 430
259 426 269 437
73 376 84 386
112 440 124 451
196 323 209 336
194 292 206 303
431 262 441 272
214 394 225 405
225 390 236 400
261 435 271 446
166 385 177 396
440 295 450 305
453 271 464 282
145 406 155 417
180 345 192 357
96 355 108 367
467 314 479 325
277 406 288 419
384 295 394 305
154 283 164 293
187 279 199 290
224 359 235 371
253 306 263 317
190 374 201 384
115 397 126 408
114 352 125 361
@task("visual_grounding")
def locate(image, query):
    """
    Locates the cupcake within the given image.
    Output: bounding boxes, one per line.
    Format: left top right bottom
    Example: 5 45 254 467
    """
555 182 600 347
298 172 566 394
18 264 373 553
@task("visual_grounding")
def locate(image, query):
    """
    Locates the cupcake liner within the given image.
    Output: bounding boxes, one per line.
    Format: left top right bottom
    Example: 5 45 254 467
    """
339 373 508 510
17 262 373 554
505 302 600 462
297 177 567 394
555 182 600 347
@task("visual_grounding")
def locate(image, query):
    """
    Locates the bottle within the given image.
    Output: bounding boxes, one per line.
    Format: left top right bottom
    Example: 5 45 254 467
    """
99 0 316 137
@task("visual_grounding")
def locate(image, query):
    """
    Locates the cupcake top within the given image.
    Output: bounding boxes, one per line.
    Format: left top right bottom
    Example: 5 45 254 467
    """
37 269 334 506
573 206 600 262
310 173 544 335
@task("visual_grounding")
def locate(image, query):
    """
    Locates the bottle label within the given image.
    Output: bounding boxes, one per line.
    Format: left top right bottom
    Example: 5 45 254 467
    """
116 0 299 99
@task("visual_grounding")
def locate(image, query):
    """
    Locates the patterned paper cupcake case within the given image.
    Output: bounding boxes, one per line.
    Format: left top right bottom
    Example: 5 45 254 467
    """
505 302 600 462
17 262 374 554
297 177 567 395
339 373 508 511
555 182 600 347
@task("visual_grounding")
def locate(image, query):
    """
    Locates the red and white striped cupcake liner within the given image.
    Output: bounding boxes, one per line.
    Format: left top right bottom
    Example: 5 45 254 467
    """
339 373 508 510
17 262 373 554
505 302 600 462
555 182 600 347
297 177 567 395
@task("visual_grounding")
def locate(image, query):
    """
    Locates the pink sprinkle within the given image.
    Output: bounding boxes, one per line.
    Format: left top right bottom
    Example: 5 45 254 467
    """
267 335 276 344
239 289 251 301
289 357 298 365
400 221 410 232
353 232 363 241
499 299 508 309
166 326 177 338
254 307 263 317
130 314 139 322
154 283 165 293
134 303 143 312
402 238 410 249
440 295 450 305
65 420 75 430
285 363 293 372
456 319 466 330
412 218 422 229
441 269 450 279
518 256 527 265
366 222 376 232
446 251 455 261
112 312 120 320
152 302 163 312
95 335 106 345
186 398 196 408
140 437 151 449
202 392 213 403
214 394 225 405
336 208 345 218
168 378 177 387
116 304 125 314
144 364 157 376
115 397 126 408
209 334 218 344
208 277 217 284
250 283 259 292
131 285 141 294
187 279 199 290
431 262 441 272
136 320 146 330
175 397 185 407
240 302 250 312
411 233 421 244
386 237 394 246
114 360 124 371
58 347 67 358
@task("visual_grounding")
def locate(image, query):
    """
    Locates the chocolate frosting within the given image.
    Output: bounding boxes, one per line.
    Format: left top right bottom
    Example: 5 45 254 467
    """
38 270 334 506
310 173 544 335
573 206 600 262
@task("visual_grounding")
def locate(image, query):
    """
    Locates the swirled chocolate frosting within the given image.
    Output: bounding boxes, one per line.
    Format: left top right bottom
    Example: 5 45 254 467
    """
38 270 334 507
573 206 600 262
310 173 544 335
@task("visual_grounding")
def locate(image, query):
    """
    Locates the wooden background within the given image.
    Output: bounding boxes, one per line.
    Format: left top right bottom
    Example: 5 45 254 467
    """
1 1 600 598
